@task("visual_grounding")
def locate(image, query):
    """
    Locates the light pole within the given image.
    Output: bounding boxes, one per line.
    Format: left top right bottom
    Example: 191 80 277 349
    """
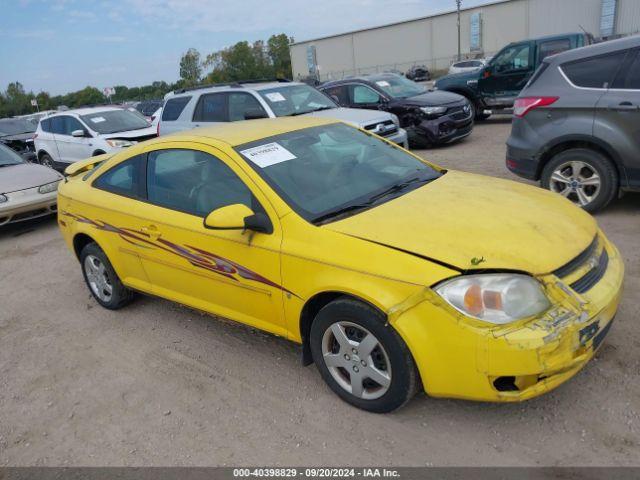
456 0 462 61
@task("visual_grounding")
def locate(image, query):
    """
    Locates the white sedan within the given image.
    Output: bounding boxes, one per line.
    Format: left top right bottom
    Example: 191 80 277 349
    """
0 143 62 226
448 59 487 75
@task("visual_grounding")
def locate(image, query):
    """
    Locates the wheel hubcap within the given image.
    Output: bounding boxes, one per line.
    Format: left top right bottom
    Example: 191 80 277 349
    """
549 160 601 207
321 321 391 400
84 255 113 302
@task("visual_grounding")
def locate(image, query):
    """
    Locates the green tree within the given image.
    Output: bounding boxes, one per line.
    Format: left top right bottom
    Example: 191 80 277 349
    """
267 34 294 78
179 48 202 86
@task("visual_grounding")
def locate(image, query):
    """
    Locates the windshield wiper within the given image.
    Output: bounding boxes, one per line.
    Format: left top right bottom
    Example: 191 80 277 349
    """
367 176 432 204
290 106 335 116
311 203 375 225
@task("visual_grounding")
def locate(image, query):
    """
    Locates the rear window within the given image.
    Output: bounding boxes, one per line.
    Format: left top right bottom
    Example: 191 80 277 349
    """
561 51 627 88
525 61 551 88
539 39 571 61
162 96 192 121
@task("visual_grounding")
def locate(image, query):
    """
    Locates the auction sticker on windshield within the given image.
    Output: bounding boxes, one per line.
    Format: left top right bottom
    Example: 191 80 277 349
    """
240 142 296 168
265 92 286 102
90 117 106 123
376 81 391 87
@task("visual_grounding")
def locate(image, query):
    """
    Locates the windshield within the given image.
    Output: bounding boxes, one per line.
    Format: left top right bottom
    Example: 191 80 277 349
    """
257 84 337 117
0 143 25 166
236 123 441 223
368 74 426 98
80 109 150 134
0 119 36 136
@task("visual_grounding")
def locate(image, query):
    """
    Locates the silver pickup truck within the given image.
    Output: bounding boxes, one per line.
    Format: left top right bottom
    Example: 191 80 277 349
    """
159 80 408 148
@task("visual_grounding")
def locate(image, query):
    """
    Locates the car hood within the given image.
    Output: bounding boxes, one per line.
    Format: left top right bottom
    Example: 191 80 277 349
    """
101 125 157 140
0 163 62 193
324 171 597 275
434 70 481 88
303 108 393 127
400 90 466 107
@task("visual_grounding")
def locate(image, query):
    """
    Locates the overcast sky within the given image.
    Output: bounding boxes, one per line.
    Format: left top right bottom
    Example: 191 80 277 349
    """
1 0 495 95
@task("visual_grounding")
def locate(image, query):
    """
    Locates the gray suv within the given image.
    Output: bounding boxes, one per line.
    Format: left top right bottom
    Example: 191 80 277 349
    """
159 80 408 148
506 35 640 212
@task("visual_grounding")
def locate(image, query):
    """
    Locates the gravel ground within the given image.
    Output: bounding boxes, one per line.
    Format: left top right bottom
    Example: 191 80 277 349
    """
1 117 639 467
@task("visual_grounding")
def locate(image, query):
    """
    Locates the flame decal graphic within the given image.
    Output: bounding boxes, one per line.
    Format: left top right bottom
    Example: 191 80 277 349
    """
62 211 296 296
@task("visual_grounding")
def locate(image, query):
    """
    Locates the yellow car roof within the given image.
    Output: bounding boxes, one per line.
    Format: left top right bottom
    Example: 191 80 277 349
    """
170 116 340 147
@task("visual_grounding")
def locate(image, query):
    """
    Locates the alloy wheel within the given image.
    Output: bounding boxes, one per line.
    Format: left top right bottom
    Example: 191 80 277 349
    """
549 160 601 207
84 255 113 302
321 321 392 400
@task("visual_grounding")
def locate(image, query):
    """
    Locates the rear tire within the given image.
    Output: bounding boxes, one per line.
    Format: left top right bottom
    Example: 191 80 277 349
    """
541 148 618 213
310 298 419 413
80 242 135 310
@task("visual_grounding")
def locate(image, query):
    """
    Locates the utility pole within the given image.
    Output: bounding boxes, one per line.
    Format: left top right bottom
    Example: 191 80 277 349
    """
456 0 462 61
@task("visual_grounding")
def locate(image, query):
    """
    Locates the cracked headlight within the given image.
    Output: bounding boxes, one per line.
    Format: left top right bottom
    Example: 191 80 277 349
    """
435 274 551 324
106 139 134 148
420 106 447 116
0 194 7 203
38 181 60 194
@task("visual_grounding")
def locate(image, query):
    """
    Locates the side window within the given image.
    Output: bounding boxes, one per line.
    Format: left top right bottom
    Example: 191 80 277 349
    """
50 116 66 135
562 51 627 88
193 93 227 122
492 43 531 73
227 93 267 122
93 155 145 198
613 50 640 89
352 85 381 104
161 96 191 121
539 39 571 61
323 86 349 105
40 118 51 133
63 117 85 135
146 149 253 217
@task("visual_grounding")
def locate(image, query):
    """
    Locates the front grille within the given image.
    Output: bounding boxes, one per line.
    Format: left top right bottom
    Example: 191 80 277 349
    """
552 236 599 278
364 120 398 137
448 106 471 121
570 249 609 294
553 236 609 294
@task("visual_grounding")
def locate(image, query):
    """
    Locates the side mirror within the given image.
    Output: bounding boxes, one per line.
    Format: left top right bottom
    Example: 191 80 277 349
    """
71 129 87 137
244 109 269 120
203 204 273 234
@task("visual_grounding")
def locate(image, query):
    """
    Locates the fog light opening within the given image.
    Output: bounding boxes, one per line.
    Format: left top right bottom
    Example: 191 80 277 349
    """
493 376 519 392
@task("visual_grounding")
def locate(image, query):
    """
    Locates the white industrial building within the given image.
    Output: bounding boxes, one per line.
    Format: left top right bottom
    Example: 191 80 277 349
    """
289 0 640 81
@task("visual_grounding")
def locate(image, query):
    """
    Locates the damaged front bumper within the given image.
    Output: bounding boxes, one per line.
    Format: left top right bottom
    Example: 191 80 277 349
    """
389 236 624 402
409 112 474 146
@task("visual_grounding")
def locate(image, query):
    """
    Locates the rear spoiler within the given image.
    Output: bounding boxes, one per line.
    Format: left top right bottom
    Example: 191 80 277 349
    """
64 153 112 177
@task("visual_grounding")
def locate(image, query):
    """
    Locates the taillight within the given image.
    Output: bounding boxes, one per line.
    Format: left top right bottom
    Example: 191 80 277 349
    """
156 122 160 137
513 97 558 118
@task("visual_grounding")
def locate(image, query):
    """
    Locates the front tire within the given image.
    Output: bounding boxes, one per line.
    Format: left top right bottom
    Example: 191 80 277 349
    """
541 148 618 213
310 298 419 413
39 153 54 169
80 242 135 310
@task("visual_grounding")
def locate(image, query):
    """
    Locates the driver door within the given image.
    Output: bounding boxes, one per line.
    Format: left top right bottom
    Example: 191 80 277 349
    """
479 42 534 106
132 142 287 337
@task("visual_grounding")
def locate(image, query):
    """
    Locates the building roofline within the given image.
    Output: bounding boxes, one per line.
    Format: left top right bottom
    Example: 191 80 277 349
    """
290 0 514 46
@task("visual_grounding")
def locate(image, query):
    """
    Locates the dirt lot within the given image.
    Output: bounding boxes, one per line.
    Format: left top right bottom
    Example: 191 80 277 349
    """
1 117 639 467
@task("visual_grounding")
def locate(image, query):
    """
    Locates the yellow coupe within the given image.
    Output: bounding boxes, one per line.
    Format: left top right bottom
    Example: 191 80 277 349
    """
58 117 623 412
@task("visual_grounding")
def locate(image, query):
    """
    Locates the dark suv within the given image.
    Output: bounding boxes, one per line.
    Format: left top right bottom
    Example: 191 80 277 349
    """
320 73 473 148
506 35 640 212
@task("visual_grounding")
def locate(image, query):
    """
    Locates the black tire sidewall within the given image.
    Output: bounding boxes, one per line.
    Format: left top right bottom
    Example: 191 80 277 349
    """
80 242 132 310
40 154 53 168
310 298 418 413
541 148 618 213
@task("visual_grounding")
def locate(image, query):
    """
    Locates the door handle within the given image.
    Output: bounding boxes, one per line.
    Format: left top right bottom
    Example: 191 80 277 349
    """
140 224 161 239
609 102 639 111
